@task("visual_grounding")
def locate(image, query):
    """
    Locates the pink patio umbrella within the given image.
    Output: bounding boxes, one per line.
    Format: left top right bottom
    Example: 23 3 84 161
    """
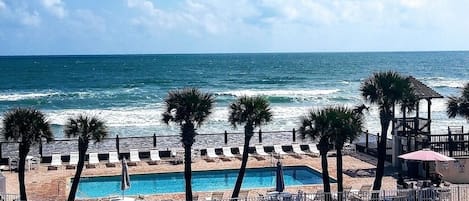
398 149 455 161
399 149 455 180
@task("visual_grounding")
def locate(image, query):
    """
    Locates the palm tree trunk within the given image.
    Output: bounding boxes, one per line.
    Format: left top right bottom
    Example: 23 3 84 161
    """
18 144 29 201
336 148 343 201
68 140 88 201
231 135 252 199
319 145 332 201
373 114 391 191
184 145 193 201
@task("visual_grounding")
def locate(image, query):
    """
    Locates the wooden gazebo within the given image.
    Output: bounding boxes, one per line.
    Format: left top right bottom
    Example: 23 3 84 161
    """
393 76 444 154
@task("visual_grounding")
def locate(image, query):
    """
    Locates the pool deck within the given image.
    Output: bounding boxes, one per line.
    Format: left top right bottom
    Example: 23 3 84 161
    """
2 152 396 201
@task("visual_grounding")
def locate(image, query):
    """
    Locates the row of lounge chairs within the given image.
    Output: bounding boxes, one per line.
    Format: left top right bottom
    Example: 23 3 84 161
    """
40 143 352 169
204 143 338 161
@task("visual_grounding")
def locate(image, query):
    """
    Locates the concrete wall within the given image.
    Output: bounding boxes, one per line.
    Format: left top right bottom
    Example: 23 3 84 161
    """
436 158 469 184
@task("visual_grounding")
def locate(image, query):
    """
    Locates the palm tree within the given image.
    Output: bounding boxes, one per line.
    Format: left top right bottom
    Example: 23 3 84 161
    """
360 71 416 190
299 107 336 196
329 106 365 200
447 83 469 120
162 88 214 201
65 115 107 201
229 96 272 199
1 108 53 201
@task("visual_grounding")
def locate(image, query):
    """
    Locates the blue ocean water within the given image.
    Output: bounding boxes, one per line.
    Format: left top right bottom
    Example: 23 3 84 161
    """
0 52 467 137
76 166 325 198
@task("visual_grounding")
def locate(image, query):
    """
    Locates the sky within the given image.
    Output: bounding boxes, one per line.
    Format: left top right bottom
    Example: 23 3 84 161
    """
1 0 469 55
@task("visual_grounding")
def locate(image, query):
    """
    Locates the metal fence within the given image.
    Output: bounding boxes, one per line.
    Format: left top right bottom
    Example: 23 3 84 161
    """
0 193 20 201
221 186 469 201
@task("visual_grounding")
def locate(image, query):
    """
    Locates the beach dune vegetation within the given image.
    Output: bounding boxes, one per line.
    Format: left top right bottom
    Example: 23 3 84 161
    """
162 88 215 201
229 96 272 199
1 108 53 201
65 115 108 201
360 71 416 191
447 83 469 120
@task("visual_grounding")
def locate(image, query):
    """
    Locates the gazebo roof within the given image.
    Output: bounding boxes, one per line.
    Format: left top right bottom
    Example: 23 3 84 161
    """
407 76 444 99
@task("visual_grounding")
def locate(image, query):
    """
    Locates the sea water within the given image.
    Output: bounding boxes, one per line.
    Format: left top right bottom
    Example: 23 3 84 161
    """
0 52 467 137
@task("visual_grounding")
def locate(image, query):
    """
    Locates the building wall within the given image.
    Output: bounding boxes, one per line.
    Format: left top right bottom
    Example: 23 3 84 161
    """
436 158 468 184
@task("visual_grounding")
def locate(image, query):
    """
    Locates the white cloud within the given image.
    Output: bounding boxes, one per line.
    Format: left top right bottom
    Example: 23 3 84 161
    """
0 0 6 10
19 9 40 26
40 0 67 19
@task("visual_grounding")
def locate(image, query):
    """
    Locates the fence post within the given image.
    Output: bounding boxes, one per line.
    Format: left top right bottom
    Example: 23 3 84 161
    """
224 131 228 144
259 129 262 144
39 137 43 158
116 135 120 156
153 133 157 147
292 128 296 142
448 131 453 157
365 130 369 151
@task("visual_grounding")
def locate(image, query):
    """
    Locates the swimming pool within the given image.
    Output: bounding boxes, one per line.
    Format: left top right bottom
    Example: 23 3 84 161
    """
76 166 331 198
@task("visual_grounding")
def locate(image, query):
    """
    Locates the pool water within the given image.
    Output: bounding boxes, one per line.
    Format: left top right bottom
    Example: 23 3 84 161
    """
76 166 330 198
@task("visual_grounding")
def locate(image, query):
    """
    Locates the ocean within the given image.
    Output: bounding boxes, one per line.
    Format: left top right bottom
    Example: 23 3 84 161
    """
0 52 467 138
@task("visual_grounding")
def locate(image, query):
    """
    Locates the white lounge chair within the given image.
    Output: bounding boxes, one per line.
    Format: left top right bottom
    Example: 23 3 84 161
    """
69 152 79 165
292 143 306 155
222 147 235 158
307 144 320 157
129 149 141 162
49 153 62 170
273 145 287 156
106 151 119 167
66 152 79 169
255 144 269 156
85 152 99 168
149 149 161 165
206 148 219 161
108 151 119 163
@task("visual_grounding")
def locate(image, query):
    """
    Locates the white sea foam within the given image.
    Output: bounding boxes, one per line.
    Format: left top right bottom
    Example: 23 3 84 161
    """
421 77 466 89
0 92 60 101
217 89 340 97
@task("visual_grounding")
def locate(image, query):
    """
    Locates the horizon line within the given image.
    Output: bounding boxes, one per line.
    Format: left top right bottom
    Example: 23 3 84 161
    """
1 49 469 57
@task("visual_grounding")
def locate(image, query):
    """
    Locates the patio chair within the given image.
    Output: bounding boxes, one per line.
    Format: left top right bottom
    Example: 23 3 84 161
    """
307 144 320 157
148 149 161 165
8 156 18 172
206 148 219 162
106 151 119 167
129 149 141 163
88 152 99 168
211 192 224 201
273 145 287 157
255 144 269 156
291 143 306 156
222 147 235 158
49 153 62 170
357 184 372 199
67 152 79 169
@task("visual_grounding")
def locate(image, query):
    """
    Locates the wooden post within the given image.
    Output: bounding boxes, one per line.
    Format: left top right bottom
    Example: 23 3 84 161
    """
259 129 262 144
39 137 43 158
224 131 228 144
365 130 369 150
153 133 157 147
292 128 296 142
116 135 120 155
448 131 453 157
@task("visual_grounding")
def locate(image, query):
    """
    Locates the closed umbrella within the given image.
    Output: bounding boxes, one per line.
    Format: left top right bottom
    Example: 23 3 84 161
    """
121 158 130 199
275 161 285 192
